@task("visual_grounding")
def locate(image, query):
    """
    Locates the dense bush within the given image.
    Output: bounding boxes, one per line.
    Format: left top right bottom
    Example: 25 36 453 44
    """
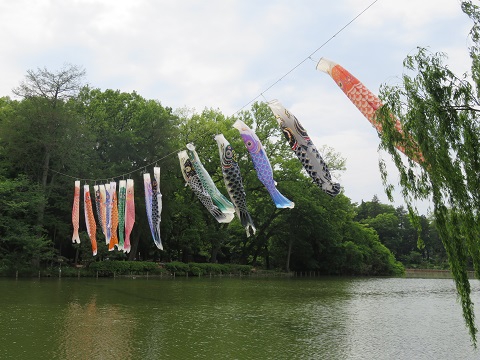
89 260 164 276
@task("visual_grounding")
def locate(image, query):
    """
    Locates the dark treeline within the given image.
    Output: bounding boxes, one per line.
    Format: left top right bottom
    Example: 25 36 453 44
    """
0 65 440 276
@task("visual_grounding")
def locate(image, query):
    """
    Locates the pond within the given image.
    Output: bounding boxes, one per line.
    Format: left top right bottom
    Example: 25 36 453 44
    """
0 276 478 359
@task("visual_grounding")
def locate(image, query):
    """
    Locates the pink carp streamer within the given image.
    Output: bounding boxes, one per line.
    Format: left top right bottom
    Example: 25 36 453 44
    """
72 181 81 243
317 57 424 163
124 179 135 253
117 180 127 251
83 185 98 256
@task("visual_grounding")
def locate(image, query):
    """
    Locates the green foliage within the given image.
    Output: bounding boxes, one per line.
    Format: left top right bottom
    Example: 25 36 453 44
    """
163 261 252 276
0 176 55 271
89 260 163 276
377 0 480 345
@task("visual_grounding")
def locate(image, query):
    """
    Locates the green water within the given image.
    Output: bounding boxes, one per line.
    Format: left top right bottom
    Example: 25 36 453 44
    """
0 276 478 359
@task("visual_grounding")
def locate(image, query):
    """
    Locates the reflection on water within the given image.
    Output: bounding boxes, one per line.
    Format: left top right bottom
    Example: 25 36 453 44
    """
61 297 134 360
0 277 478 359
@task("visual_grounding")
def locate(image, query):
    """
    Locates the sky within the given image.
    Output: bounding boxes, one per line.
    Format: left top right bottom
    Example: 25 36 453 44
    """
0 0 474 214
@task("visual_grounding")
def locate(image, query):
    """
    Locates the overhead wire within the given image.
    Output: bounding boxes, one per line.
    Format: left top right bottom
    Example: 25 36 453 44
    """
49 0 381 182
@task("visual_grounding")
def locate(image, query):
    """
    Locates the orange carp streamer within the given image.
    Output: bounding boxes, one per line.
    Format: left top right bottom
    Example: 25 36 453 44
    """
84 185 98 256
72 181 81 243
317 57 424 163
109 181 119 251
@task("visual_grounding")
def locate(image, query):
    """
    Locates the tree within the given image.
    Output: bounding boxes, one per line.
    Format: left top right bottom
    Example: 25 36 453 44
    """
5 64 86 230
377 1 480 346
0 176 55 273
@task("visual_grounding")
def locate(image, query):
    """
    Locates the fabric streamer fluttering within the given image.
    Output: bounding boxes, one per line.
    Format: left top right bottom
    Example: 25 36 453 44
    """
83 185 98 256
268 100 341 196
152 167 163 250
109 181 119 251
186 143 235 220
316 57 424 163
105 183 112 245
214 134 256 236
99 185 107 242
178 150 232 223
72 180 80 243
233 119 294 209
118 180 126 251
124 179 135 253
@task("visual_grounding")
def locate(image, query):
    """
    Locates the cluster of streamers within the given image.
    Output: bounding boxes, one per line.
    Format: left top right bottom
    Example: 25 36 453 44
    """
71 179 137 255
214 134 256 237
233 120 295 209
316 57 424 163
268 100 341 196
143 167 163 250
178 149 234 223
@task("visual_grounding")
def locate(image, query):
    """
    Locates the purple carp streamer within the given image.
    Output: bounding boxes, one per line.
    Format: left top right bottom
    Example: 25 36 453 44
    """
214 134 256 237
100 184 107 243
105 183 112 245
143 173 158 248
152 167 163 250
178 150 231 223
268 100 341 196
233 120 294 209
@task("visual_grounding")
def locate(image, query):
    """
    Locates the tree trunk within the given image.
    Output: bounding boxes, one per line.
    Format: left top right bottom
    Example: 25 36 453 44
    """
286 238 293 272
128 233 140 260
36 150 50 229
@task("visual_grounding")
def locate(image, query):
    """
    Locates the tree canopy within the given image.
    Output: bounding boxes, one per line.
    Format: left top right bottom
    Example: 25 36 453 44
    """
377 0 480 346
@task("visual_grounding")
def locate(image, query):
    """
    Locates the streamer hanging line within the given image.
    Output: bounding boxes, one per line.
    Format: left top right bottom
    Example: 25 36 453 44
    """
48 0 381 183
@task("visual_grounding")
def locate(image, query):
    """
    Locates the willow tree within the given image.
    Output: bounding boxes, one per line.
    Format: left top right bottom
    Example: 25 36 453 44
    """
377 1 480 346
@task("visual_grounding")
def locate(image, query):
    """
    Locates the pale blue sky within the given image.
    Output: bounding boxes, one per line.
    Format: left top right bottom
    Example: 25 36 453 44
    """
0 0 474 213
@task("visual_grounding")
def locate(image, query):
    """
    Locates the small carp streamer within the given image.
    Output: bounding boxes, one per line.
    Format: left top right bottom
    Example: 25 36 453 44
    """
152 167 163 250
71 180 81 243
99 185 107 242
83 185 98 256
105 183 112 245
109 181 119 251
93 185 105 236
143 173 156 246
214 134 256 237
316 57 424 163
186 143 235 219
268 100 341 196
117 180 127 251
124 179 135 253
178 150 232 223
233 120 294 209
